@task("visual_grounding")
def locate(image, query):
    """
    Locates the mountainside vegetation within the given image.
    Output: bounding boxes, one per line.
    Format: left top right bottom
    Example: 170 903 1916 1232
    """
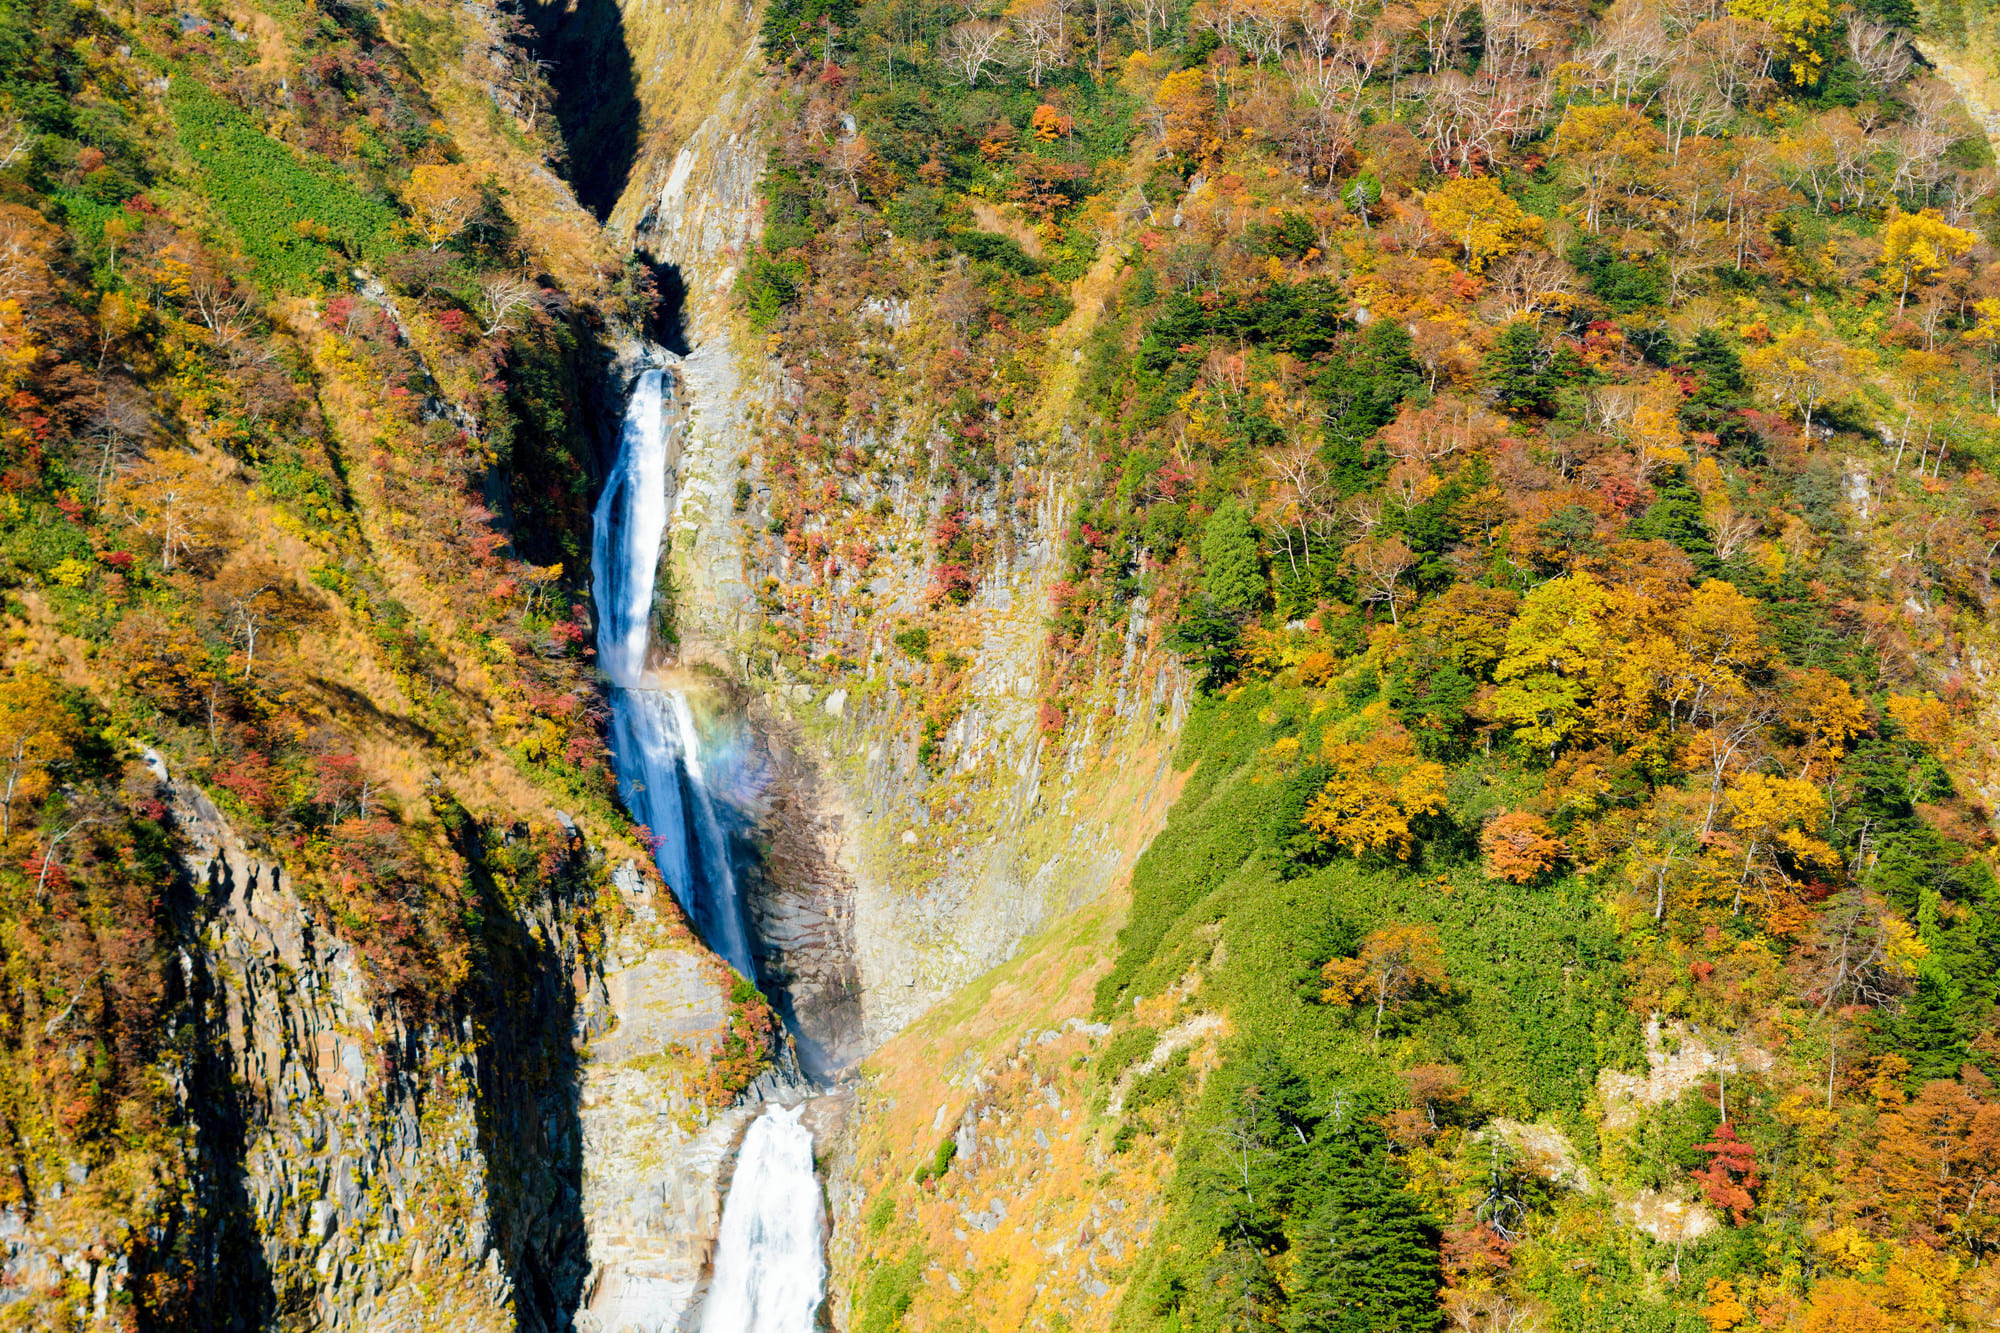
3 0 2000 1321
754 0 2000 1325
0 0 758 1320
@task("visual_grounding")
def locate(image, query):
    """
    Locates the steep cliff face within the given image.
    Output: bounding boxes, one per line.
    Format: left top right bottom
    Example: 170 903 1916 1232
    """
571 931 758 1331
156 761 592 1331
0 712 760 1330
602 0 1192 1080
155 756 753 1333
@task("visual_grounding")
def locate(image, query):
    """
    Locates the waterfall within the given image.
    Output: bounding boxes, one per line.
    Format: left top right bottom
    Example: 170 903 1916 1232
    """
698 1106 825 1333
593 365 755 979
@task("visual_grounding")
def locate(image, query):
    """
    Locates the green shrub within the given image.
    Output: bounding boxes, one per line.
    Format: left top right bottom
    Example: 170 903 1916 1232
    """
169 84 399 289
856 1248 924 1333
911 1135 956 1183
1097 1025 1158 1084
864 1188 897 1236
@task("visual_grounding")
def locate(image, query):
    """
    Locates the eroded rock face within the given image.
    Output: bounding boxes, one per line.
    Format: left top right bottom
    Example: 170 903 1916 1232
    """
576 939 851 1333
573 887 739 1333
0 754 761 1333
160 771 590 1331
735 714 868 1080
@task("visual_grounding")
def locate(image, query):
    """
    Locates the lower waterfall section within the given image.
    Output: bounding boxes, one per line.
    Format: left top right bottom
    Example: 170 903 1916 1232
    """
592 361 755 979
699 1106 826 1333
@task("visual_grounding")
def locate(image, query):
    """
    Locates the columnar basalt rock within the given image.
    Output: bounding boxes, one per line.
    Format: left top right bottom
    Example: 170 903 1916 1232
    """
163 770 527 1330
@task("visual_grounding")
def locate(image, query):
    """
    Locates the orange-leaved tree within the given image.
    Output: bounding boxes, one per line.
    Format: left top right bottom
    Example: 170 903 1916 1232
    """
1480 811 1567 884
1858 1076 2000 1257
1322 922 1448 1045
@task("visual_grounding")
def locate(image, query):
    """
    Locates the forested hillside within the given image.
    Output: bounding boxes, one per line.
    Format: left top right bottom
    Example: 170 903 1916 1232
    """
0 0 777 1322
753 0 2000 1326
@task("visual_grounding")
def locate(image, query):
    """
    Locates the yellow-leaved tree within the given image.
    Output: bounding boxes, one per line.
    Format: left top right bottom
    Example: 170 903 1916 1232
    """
115 447 231 571
1879 209 1978 313
0 673 80 841
1153 68 1217 164
1492 572 1611 757
1301 723 1448 860
405 163 485 253
1730 0 1832 85
1744 323 1868 435
1548 104 1661 234
1422 175 1538 272
1718 771 1838 916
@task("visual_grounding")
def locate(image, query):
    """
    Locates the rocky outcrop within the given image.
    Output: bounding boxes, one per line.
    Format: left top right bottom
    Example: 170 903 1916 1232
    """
0 748 758 1332
603 0 1191 1065
157 760 587 1330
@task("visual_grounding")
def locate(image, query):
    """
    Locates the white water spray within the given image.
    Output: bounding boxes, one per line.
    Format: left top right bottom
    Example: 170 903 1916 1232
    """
592 366 755 978
699 1106 825 1333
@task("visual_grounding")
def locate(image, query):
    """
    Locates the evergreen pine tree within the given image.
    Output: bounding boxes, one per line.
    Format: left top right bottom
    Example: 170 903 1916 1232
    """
1896 972 1969 1084
1685 328 1748 398
1201 502 1266 614
1319 320 1422 494
1630 468 1720 577
1681 328 1759 459
1168 599 1243 692
1284 1134 1442 1333
1487 321 1555 416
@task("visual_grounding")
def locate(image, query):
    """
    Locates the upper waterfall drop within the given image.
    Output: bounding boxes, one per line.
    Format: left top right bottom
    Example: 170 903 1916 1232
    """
592 363 756 979
592 368 672 691
698 1105 825 1333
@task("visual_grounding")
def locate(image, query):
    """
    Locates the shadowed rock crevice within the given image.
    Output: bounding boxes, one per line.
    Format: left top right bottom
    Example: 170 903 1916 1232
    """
459 822 593 1333
169 908 277 1332
737 709 867 1082
158 778 599 1330
644 259 691 357
522 0 642 222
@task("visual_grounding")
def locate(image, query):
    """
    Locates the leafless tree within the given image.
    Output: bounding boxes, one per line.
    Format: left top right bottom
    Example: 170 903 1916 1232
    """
1709 505 1760 561
34 815 103 903
829 133 874 199
1412 70 1526 174
1693 14 1765 108
1011 0 1076 87
1939 167 1996 228
1658 62 1731 160
1262 439 1338 577
0 108 29 171
1121 0 1172 52
1343 534 1417 623
1888 78 1967 205
478 272 540 337
942 19 1011 86
1481 249 1577 322
88 379 153 505
1811 886 1905 1016
1586 0 1673 104
1846 17 1913 98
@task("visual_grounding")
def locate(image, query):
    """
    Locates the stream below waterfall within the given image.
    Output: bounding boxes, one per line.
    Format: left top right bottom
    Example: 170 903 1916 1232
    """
591 359 826 1328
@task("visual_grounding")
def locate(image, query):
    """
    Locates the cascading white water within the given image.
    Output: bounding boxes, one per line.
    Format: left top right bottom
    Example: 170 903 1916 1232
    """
698 1105 825 1333
592 366 755 979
